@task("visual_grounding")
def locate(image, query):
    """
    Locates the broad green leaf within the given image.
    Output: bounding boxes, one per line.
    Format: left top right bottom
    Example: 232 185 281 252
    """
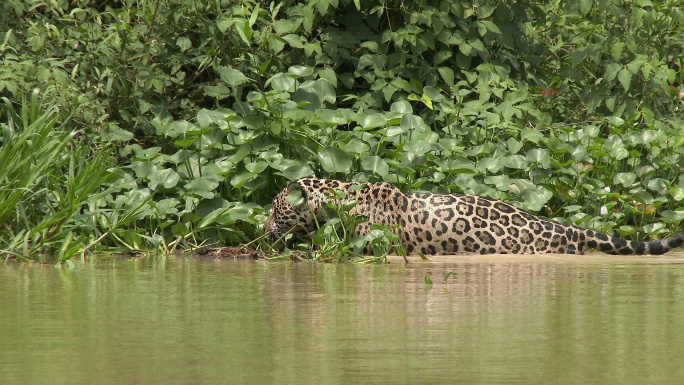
358 54 386 70
381 83 397 102
390 100 413 114
469 39 485 52
478 21 501 35
437 67 454 86
456 53 471 70
149 168 180 189
569 144 589 161
219 67 250 86
292 88 321 110
613 172 636 187
617 68 632 91
245 160 268 174
186 177 219 199
203 84 231 98
408 93 433 109
318 147 352 173
521 128 543 144
361 155 390 176
486 175 510 190
522 187 552 212
342 139 371 154
196 108 236 128
103 124 134 141
671 187 684 201
640 63 652 80
610 42 624 61
476 4 496 18
157 120 198 138
282 34 305 48
605 63 622 82
232 101 254 116
403 140 432 155
269 37 286 53
627 57 645 74
504 90 528 104
230 173 256 188
386 126 405 137
616 226 637 237
228 145 251 163
661 210 684 222
217 19 232 33
317 67 337 87
564 205 584 213
603 136 629 160
225 203 256 223
477 157 502 173
506 179 536 194
643 222 666 235
433 51 452 66
501 155 528 169
605 116 624 126
632 190 655 204
317 109 348 125
279 166 314 181
572 49 586 66
358 113 387 129
268 73 296 92
176 37 192 51
309 78 336 104
507 137 523 154
400 114 429 131
637 129 658 145
289 65 314 76
423 86 444 102
526 149 550 166
360 41 379 52
173 138 195 148
646 178 668 195
579 0 593 15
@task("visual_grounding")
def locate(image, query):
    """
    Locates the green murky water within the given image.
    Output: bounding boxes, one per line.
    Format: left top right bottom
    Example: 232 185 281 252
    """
3 253 684 384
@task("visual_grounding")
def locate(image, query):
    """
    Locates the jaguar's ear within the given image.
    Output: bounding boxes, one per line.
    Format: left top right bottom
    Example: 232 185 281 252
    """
285 182 306 206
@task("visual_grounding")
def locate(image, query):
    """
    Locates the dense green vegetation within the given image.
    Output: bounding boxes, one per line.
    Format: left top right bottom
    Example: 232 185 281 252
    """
1 0 683 262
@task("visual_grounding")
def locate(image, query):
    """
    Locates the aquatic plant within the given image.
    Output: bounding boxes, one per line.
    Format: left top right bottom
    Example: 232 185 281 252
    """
1 0 682 262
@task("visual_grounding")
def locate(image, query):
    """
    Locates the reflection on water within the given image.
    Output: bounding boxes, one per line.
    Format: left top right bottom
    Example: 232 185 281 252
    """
2 253 684 385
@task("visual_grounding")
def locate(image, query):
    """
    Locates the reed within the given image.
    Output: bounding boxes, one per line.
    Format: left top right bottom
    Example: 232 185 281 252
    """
0 92 114 263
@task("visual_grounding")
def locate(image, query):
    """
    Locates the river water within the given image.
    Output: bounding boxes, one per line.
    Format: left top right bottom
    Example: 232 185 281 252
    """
2 253 684 384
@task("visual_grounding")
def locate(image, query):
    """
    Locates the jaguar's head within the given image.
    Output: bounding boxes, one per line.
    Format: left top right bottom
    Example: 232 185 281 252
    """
264 180 319 246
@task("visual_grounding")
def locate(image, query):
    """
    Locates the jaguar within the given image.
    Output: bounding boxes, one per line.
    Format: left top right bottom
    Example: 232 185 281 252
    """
264 177 684 255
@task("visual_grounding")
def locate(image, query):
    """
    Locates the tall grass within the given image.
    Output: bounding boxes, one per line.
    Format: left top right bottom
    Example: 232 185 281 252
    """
0 92 114 263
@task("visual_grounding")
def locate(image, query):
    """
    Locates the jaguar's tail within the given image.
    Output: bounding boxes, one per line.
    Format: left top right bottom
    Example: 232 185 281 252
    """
585 230 684 255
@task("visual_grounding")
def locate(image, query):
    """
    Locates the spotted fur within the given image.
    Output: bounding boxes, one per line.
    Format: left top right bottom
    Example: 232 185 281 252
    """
264 178 684 255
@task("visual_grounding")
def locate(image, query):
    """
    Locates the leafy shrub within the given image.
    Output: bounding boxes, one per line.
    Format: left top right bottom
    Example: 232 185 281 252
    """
1 0 682 261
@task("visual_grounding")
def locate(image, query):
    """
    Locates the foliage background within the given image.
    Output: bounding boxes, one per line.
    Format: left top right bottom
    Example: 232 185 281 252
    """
1 0 683 261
